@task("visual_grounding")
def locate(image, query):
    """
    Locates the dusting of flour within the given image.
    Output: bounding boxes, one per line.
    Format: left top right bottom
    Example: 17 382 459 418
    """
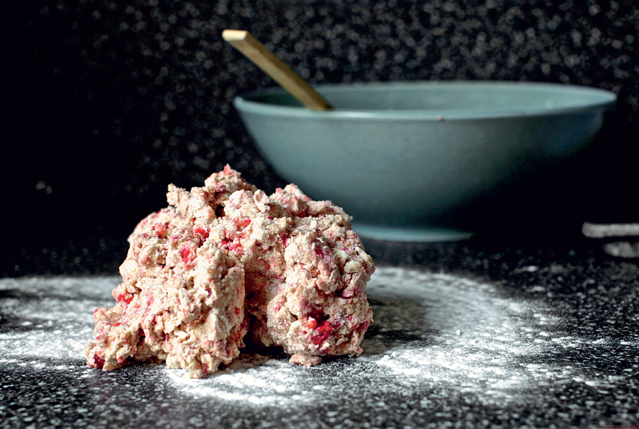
0 276 114 363
163 267 585 407
0 269 617 408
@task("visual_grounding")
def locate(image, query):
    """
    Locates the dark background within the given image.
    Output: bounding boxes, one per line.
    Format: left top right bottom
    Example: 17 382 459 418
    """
3 0 639 277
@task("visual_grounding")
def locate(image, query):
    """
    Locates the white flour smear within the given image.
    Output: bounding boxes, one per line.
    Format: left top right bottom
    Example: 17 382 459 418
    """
165 267 585 407
0 276 117 362
0 270 624 408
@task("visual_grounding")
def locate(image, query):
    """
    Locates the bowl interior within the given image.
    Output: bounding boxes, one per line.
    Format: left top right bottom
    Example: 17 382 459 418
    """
240 81 616 118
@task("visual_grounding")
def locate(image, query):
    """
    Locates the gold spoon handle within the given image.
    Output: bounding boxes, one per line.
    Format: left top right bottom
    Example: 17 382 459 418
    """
222 30 333 111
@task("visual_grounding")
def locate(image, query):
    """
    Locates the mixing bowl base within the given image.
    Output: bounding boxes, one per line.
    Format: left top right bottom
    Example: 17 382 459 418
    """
352 223 474 242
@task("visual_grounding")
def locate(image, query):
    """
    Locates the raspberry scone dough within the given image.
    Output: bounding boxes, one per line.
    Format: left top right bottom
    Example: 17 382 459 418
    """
87 166 374 374
86 167 254 378
217 183 375 366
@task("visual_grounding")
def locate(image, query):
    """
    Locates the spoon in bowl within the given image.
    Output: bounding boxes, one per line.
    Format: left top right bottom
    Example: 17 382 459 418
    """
222 29 333 111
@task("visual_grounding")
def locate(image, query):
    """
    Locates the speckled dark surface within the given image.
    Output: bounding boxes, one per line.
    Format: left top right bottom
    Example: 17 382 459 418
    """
2 0 639 427
1 238 639 429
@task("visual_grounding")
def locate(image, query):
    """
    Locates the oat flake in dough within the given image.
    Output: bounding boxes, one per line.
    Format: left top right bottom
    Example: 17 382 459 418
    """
86 166 374 377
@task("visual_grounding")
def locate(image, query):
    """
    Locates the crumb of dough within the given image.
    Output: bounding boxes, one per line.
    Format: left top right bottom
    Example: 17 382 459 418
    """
289 353 323 367
86 165 374 376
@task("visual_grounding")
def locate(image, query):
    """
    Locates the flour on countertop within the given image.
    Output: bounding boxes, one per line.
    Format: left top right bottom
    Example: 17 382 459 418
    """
0 276 115 362
164 268 579 407
0 269 632 408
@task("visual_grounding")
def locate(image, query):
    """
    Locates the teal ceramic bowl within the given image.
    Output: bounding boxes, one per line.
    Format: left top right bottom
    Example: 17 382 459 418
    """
234 81 616 242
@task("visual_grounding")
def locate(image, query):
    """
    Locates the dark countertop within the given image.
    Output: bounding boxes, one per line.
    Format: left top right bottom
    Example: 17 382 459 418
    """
4 0 639 426
2 232 639 429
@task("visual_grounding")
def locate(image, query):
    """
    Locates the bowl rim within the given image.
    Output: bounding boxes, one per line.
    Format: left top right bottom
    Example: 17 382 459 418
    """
234 80 617 120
